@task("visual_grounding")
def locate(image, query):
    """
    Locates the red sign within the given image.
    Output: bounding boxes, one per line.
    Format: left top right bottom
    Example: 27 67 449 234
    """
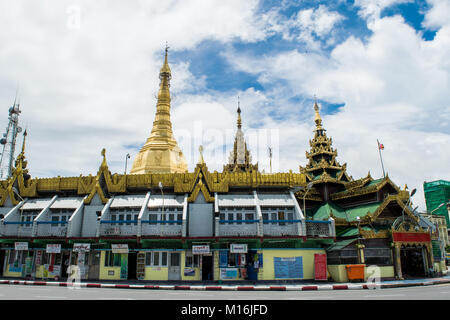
314 253 327 281
393 232 431 243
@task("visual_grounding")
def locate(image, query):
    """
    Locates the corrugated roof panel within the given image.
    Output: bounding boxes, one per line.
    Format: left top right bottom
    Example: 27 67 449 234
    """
50 197 84 209
111 195 146 208
218 194 255 207
22 199 53 210
257 194 294 207
148 195 185 207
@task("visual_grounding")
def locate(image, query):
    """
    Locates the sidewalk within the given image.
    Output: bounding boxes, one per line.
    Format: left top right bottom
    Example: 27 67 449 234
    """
1 274 449 291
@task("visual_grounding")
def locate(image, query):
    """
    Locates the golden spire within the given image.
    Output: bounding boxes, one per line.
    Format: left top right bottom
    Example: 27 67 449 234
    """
313 96 323 130
237 97 242 129
130 46 187 174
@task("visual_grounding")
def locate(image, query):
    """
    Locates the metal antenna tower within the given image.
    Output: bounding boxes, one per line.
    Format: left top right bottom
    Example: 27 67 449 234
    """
0 96 22 179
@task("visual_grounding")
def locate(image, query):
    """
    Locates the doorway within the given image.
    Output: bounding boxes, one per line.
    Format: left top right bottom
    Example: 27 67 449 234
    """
61 251 71 279
88 251 100 280
128 252 137 280
246 251 258 281
0 250 5 276
400 246 426 278
168 252 181 280
202 255 213 281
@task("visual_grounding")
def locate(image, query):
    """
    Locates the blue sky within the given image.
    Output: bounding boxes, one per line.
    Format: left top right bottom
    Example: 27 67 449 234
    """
0 0 449 210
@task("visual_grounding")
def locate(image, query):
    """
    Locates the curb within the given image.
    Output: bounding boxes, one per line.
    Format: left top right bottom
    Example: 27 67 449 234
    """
0 278 449 291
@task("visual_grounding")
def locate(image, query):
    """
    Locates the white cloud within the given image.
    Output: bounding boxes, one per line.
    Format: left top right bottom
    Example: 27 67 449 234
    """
354 0 413 21
423 0 450 29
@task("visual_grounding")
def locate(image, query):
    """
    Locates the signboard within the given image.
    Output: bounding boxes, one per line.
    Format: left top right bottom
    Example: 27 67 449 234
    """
35 250 43 265
219 251 228 267
314 253 327 281
184 268 195 276
220 268 238 280
111 244 129 254
108 270 115 276
73 243 91 252
14 242 28 251
46 244 61 254
230 244 248 253
393 232 431 243
192 245 210 255
274 257 303 279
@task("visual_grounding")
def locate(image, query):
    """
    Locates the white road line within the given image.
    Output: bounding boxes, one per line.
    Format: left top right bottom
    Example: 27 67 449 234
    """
363 294 403 298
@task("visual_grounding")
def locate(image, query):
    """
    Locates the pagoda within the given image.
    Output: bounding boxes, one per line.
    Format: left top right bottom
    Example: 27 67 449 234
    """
130 46 188 174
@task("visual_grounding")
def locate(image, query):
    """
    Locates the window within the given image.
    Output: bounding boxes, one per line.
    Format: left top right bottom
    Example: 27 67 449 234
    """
153 252 160 266
170 253 180 266
118 214 124 226
126 214 131 226
364 248 392 266
271 212 277 225
133 214 138 225
161 252 168 266
111 215 116 225
149 214 157 223
145 252 152 266
177 213 182 224
169 214 174 225
104 251 121 267
245 213 253 224
262 213 269 224
220 213 225 221
278 211 285 226
227 213 234 222
236 213 242 224
51 216 59 227
60 215 67 226
185 255 193 267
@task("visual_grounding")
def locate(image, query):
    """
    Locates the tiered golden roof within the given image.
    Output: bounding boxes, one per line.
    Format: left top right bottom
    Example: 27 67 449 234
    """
299 101 351 185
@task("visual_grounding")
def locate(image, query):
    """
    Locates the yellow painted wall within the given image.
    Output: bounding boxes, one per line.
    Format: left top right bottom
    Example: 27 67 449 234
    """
328 265 395 283
144 266 168 280
99 251 122 280
260 249 326 280
3 265 23 278
181 251 201 281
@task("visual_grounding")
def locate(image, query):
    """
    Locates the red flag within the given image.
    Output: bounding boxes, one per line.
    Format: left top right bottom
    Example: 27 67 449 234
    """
377 140 384 150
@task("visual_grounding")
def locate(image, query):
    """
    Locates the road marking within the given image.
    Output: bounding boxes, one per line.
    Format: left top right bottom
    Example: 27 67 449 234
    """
363 294 403 298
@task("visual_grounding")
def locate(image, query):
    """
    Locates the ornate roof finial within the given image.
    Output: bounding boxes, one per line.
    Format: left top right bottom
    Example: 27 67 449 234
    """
237 96 242 129
160 43 171 77
314 96 323 129
198 145 205 165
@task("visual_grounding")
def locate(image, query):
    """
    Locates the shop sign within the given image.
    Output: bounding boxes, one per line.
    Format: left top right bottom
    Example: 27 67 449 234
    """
274 256 303 279
108 270 115 276
46 244 61 254
393 232 431 243
230 244 248 253
112 244 129 254
14 242 28 251
73 243 91 252
220 268 238 280
35 251 43 265
192 245 210 255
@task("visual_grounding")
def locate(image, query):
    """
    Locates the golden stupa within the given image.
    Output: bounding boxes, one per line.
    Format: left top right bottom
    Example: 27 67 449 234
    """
130 47 188 174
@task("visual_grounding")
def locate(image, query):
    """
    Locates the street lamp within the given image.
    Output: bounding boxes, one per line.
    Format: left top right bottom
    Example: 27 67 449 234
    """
430 202 446 215
124 153 131 174
303 182 313 217
401 188 416 224
159 181 164 235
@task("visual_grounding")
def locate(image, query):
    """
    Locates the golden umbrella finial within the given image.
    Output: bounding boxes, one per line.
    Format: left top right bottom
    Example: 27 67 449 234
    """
198 145 205 164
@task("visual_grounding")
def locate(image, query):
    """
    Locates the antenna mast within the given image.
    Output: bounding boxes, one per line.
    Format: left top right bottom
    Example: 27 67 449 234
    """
0 96 22 179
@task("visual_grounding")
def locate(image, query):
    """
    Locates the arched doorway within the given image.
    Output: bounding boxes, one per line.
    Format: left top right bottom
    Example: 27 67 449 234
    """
400 244 427 278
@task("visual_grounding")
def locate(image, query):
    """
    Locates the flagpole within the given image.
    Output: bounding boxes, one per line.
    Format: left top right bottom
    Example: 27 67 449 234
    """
377 139 385 178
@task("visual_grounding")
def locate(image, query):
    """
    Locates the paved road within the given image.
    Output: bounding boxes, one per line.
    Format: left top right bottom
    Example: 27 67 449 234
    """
0 283 449 300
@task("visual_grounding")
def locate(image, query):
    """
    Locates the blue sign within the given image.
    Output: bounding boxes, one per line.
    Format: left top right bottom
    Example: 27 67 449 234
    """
219 251 228 267
274 257 303 279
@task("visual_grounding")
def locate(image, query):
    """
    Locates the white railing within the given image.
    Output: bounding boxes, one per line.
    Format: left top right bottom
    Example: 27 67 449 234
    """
218 222 259 237
262 222 300 236
99 223 139 236
141 223 182 236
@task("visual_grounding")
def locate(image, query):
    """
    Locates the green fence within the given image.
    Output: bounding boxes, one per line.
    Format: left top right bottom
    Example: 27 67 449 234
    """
424 180 450 225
